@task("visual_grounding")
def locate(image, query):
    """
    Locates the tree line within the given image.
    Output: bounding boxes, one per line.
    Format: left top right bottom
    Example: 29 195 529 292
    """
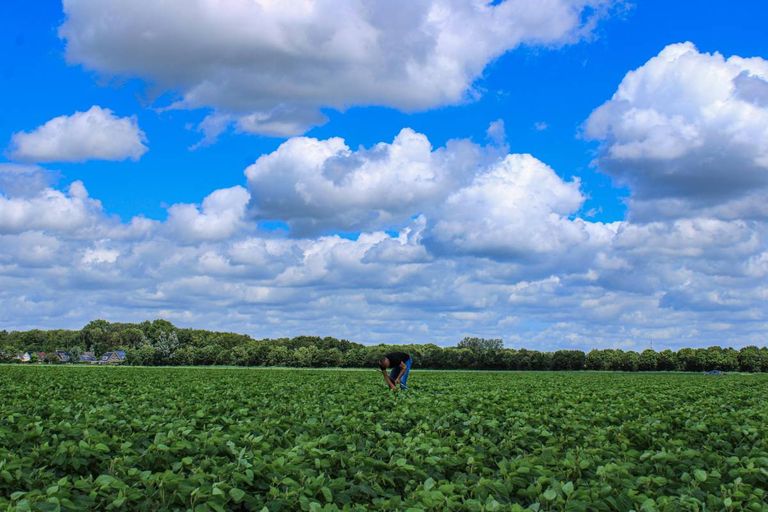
1 320 767 372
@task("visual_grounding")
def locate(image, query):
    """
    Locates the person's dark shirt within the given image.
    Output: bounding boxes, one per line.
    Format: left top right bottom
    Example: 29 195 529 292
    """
384 352 410 367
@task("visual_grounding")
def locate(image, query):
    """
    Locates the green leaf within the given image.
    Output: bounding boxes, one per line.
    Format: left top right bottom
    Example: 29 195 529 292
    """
562 481 574 496
95 475 116 487
208 502 227 512
543 489 557 501
229 488 246 502
694 469 707 482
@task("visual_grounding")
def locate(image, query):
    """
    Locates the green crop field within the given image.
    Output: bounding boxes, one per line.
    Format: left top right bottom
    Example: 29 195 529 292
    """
1 367 767 511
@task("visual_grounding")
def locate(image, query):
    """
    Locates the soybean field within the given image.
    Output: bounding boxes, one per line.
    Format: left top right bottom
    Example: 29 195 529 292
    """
1 366 767 511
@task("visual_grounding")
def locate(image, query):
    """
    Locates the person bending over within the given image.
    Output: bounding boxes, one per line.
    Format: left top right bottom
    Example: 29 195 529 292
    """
379 352 412 391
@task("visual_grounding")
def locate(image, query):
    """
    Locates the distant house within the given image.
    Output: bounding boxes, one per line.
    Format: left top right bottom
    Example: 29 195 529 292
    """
36 352 47 362
54 351 71 363
98 351 126 364
16 352 31 362
79 352 97 363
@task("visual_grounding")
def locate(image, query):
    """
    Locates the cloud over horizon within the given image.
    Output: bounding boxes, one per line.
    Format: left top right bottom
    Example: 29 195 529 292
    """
1 117 766 349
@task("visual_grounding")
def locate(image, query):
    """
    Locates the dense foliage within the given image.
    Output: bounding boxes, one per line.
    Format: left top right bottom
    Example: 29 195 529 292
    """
1 367 767 511
1 320 767 372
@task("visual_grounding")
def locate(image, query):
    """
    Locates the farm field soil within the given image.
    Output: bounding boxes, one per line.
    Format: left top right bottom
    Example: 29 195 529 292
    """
1 367 767 511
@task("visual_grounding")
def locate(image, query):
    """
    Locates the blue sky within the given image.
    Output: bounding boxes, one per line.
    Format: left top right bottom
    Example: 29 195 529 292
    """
1 0 767 349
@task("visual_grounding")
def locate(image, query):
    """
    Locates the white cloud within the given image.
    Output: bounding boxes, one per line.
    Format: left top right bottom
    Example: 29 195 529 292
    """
0 121 767 349
9 106 148 163
60 0 616 137
0 181 103 234
586 42 768 220
486 119 507 145
82 247 120 265
0 232 61 267
245 128 486 234
0 164 55 196
165 186 251 242
428 154 618 261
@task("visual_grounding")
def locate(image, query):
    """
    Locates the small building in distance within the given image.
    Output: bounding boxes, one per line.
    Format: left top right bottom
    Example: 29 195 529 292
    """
98 351 126 364
16 352 32 362
54 351 71 363
79 352 98 363
36 352 47 362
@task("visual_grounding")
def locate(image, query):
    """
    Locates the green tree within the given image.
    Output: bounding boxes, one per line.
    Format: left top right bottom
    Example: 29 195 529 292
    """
552 350 586 370
621 351 640 371
656 350 678 371
152 331 180 360
638 350 659 371
0 346 15 363
43 352 60 364
121 328 147 348
294 345 321 367
677 348 706 372
457 337 503 352
585 350 608 370
68 346 83 364
125 345 157 365
738 346 765 372
342 348 369 368
266 346 292 366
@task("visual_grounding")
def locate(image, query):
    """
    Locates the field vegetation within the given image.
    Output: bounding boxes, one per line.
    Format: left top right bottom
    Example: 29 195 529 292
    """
1 367 767 511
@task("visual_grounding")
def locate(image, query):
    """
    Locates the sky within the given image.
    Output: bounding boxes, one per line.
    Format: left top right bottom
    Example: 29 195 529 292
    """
1 0 767 350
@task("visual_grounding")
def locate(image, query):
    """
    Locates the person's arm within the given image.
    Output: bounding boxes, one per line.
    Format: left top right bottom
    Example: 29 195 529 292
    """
392 362 407 386
381 369 396 390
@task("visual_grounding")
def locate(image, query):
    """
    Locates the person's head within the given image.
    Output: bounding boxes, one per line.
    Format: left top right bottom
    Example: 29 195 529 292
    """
378 357 390 370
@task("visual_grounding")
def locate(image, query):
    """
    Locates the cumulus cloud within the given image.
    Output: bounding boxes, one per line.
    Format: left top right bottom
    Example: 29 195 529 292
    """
1 117 767 348
0 181 103 234
245 128 487 234
9 106 148 163
60 0 616 137
0 231 62 267
166 186 251 242
586 42 768 220
0 164 55 197
245 129 617 264
428 154 618 260
82 247 120 265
